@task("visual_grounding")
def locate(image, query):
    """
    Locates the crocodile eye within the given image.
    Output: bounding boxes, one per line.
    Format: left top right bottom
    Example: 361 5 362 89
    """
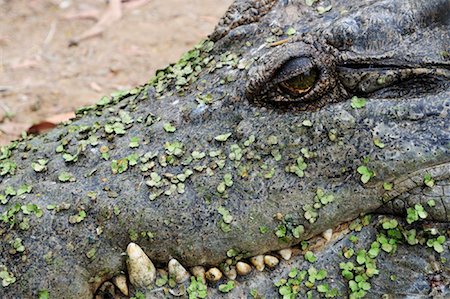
245 48 336 110
273 57 320 99
279 68 319 96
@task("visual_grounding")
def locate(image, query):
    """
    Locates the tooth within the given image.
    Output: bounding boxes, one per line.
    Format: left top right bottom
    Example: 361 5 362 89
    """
169 288 185 296
168 258 190 283
126 242 156 289
236 262 252 276
112 274 129 296
191 266 206 283
250 255 265 271
278 248 292 261
264 255 279 268
205 267 222 282
224 266 237 280
322 228 333 242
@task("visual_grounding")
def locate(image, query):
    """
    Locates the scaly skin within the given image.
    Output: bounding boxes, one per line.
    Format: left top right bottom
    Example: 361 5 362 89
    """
0 0 449 298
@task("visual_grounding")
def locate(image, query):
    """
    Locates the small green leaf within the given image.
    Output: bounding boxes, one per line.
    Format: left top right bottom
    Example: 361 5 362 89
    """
32 159 48 172
62 153 78 163
69 210 87 224
267 135 278 145
302 119 313 127
373 138 385 148
415 204 428 219
214 133 232 142
191 151 206 160
304 251 317 263
317 284 329 293
356 250 366 265
129 137 140 148
86 247 97 259
226 248 239 258
58 171 75 182
383 182 393 191
259 225 269 234
163 122 176 133
38 290 50 299
100 146 110 160
423 174 434 187
96 96 111 106
406 207 419 224
111 158 129 174
218 206 233 224
218 281 234 293
288 268 298 278
17 184 32 196
217 182 226 194
286 27 296 36
357 165 375 184
382 218 398 230
156 275 168 287
292 225 305 238
223 173 233 187
351 96 367 109
343 248 354 259
317 5 332 14
275 224 287 238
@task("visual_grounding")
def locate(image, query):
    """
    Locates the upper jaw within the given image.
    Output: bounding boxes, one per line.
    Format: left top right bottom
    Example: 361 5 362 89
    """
127 88 449 267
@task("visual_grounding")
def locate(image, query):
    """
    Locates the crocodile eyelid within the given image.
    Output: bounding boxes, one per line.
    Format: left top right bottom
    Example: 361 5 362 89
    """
246 40 337 107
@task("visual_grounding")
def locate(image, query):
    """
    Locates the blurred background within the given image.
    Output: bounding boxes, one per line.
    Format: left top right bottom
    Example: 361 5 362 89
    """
0 0 232 145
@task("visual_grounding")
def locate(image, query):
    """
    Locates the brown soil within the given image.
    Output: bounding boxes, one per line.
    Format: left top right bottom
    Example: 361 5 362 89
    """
0 0 232 145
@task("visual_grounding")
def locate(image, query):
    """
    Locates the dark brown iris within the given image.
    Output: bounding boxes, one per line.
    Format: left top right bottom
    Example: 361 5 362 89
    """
279 68 318 96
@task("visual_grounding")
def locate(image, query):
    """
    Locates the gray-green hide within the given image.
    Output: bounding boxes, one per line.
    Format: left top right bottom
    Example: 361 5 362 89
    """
0 0 449 298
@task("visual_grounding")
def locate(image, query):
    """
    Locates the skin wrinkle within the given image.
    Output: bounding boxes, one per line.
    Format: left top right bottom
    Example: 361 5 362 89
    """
433 183 450 221
441 196 449 221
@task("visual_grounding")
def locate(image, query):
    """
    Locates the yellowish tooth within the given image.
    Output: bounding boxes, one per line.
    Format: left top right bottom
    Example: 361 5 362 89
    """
278 248 292 261
264 255 279 268
112 274 129 296
250 255 265 271
169 288 185 297
322 228 333 242
126 242 156 289
205 267 222 282
190 266 206 283
236 262 252 276
168 258 190 283
224 266 237 280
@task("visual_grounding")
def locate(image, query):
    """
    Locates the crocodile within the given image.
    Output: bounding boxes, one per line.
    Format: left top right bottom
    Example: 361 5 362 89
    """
1 0 449 298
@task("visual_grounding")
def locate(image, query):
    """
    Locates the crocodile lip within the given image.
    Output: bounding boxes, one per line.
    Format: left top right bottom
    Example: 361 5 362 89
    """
381 162 450 202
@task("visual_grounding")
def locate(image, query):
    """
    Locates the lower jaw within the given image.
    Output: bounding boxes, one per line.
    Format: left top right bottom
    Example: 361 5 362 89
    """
94 220 349 297
95 211 449 298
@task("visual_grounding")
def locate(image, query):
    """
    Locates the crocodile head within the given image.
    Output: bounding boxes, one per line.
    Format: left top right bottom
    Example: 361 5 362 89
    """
0 0 449 298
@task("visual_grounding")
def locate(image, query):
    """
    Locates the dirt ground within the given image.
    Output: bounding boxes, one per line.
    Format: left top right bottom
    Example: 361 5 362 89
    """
0 0 232 145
